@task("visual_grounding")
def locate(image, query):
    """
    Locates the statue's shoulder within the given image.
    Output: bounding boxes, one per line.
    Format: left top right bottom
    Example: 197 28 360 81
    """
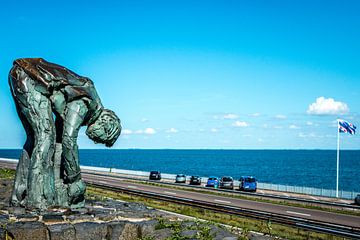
13 57 43 68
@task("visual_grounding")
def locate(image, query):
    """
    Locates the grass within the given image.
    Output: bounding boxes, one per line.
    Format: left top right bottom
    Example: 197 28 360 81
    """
122 178 360 217
0 168 15 179
86 185 345 240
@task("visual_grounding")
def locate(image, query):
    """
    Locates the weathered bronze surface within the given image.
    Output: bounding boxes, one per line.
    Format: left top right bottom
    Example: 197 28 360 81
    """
8 58 121 209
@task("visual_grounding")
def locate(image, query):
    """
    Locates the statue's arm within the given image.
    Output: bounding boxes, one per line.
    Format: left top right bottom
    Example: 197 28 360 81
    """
62 100 88 182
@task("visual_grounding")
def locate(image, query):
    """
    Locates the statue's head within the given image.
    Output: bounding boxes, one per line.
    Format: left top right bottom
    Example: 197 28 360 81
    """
86 109 121 147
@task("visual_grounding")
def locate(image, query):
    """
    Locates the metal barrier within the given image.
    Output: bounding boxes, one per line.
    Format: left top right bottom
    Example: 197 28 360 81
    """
258 182 359 200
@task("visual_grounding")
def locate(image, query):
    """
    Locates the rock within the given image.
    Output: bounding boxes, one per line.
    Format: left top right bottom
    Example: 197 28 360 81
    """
106 221 126 240
248 232 272 240
74 222 108 240
6 221 49 240
7 206 26 215
181 229 198 238
0 228 4 240
15 213 40 222
211 225 238 240
119 222 141 240
152 228 173 240
42 213 64 223
138 220 157 237
0 215 8 225
48 224 75 240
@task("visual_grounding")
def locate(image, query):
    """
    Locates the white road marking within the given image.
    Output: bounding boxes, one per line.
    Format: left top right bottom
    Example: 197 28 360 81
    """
127 185 138 189
214 199 231 204
98 180 108 184
286 211 311 217
164 191 177 195
309 196 318 200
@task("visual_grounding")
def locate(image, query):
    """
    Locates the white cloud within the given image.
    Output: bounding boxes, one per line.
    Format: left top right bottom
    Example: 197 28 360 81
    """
166 128 178 133
122 129 133 135
144 128 156 135
307 97 349 115
306 121 313 126
223 113 239 119
298 132 317 138
289 125 299 129
210 128 218 133
135 128 157 135
141 118 149 122
232 121 249 127
250 113 261 117
275 114 287 119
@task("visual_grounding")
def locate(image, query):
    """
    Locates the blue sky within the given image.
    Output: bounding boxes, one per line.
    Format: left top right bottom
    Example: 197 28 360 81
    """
0 0 359 149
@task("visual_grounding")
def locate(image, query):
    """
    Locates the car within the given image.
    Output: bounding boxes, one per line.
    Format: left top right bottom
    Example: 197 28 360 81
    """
220 176 234 190
149 171 161 180
239 176 257 192
175 174 186 183
355 194 360 205
189 176 202 185
206 176 220 188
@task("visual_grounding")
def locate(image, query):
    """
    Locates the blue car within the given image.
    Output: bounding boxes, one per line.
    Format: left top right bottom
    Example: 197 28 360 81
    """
206 176 220 188
239 176 257 192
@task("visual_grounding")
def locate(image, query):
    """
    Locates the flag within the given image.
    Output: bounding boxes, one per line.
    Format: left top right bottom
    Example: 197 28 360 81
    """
338 119 356 135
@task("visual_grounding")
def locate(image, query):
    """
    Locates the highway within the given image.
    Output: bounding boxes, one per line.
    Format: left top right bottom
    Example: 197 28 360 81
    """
83 173 360 228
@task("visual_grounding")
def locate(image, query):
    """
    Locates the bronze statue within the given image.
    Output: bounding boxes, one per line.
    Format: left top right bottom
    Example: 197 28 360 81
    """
8 58 121 209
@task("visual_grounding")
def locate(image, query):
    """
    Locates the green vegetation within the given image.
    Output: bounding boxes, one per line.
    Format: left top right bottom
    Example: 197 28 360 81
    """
123 179 360 217
87 186 345 240
0 168 15 179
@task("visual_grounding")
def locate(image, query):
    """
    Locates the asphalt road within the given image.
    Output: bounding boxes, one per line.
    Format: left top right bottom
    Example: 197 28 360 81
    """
83 173 360 229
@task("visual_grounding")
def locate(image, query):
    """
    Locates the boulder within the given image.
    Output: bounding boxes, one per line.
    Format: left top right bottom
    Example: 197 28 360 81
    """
6 221 49 240
106 221 126 240
74 222 108 240
47 224 75 240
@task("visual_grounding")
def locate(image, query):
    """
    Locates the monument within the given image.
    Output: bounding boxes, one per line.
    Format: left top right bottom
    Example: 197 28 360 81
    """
8 58 121 209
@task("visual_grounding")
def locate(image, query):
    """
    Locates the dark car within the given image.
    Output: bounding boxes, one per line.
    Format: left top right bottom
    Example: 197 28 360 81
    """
149 171 161 180
189 176 202 185
220 176 234 190
355 194 360 205
239 176 257 192
206 176 220 188
175 174 186 183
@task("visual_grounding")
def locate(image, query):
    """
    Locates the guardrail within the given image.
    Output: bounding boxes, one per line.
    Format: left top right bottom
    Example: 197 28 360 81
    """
258 182 359 200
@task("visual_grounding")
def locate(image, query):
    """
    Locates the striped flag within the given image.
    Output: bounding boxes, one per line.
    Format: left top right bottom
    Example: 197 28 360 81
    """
338 119 356 135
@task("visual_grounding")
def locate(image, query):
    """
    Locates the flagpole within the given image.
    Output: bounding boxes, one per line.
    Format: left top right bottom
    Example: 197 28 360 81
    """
336 119 340 198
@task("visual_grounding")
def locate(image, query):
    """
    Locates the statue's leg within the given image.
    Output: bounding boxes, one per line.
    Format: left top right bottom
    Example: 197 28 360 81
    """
10 100 34 206
25 97 56 209
14 87 56 209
